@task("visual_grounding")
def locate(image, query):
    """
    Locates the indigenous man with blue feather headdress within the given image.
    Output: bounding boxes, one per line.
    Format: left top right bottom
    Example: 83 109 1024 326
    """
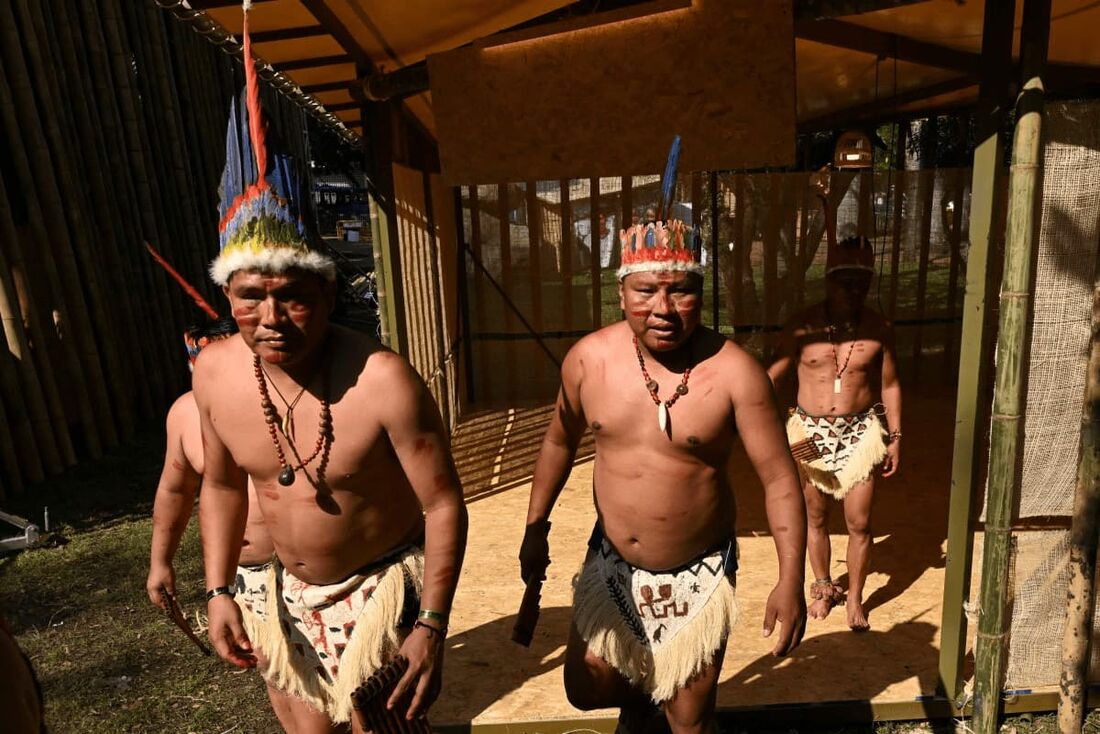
520 138 807 732
193 4 467 731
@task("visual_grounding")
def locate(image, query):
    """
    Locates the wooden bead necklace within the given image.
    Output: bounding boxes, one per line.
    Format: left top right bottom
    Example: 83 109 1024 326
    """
633 336 691 436
254 355 332 486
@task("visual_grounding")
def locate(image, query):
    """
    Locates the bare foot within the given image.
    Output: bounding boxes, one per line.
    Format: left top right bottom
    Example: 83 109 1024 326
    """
847 598 870 631
808 597 833 620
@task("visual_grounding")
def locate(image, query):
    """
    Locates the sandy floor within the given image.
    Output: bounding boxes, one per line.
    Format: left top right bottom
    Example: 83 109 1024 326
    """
434 387 958 725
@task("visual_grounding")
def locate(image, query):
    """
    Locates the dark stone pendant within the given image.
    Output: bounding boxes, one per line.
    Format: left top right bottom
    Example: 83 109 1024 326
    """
646 380 659 392
278 466 294 486
676 383 689 396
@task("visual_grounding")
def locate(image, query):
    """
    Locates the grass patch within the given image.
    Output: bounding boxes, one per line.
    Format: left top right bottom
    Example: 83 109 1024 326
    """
0 422 278 734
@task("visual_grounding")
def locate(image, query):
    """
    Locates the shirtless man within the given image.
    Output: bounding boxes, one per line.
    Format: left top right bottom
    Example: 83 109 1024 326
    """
767 236 902 631
520 219 807 733
146 318 297 724
197 19 467 730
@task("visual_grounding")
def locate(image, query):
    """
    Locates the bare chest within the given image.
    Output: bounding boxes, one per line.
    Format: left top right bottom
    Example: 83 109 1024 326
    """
798 334 882 375
580 361 735 459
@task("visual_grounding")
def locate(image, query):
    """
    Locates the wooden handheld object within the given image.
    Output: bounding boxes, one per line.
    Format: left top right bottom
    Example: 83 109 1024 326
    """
809 166 837 251
158 587 211 656
351 656 433 733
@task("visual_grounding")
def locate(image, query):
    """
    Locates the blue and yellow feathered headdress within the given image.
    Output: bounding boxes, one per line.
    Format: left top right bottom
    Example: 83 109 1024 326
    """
209 1 335 286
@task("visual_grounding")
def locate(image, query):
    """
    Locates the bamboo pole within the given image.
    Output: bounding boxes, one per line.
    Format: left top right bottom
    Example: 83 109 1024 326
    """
732 176 746 330
0 352 23 495
0 28 104 460
912 121 938 381
43 0 144 439
74 0 172 416
1058 274 1100 733
15 0 125 448
972 2 1050 731
468 188 490 403
100 0 190 404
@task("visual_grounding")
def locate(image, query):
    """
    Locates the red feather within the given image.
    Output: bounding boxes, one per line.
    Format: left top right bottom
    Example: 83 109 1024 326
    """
144 242 220 320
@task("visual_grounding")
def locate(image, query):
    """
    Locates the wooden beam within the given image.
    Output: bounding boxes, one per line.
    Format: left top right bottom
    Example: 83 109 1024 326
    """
799 76 976 131
301 79 353 94
298 0 376 72
361 62 429 101
325 101 360 112
249 24 328 44
794 0 932 21
188 0 276 8
796 18 981 74
275 54 351 72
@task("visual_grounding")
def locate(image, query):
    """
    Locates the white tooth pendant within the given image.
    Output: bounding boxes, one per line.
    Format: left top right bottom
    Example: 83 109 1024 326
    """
658 402 669 434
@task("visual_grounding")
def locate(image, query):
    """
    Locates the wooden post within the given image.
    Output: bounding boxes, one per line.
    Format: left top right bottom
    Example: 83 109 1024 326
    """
525 182 545 387
468 187 490 402
498 183 517 400
590 177 602 330
732 176 746 332
1059 274 1100 733
454 187 476 406
763 175 782 356
972 1 1050 731
912 118 938 381
365 99 408 355
889 123 907 320
560 180 574 334
710 171 720 330
938 0 1017 703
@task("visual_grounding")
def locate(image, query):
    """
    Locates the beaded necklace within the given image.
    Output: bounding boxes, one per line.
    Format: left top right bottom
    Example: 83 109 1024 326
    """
825 310 860 394
254 355 332 486
633 335 691 436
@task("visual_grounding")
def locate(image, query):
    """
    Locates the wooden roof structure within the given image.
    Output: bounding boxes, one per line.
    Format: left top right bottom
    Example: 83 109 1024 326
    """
182 0 1100 144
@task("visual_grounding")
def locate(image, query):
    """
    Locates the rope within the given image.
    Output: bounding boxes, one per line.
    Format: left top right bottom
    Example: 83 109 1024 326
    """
151 0 358 146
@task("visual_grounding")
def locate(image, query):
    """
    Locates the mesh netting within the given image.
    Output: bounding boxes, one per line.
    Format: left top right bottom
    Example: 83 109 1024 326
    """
1016 101 1100 517
461 168 971 406
997 101 1100 688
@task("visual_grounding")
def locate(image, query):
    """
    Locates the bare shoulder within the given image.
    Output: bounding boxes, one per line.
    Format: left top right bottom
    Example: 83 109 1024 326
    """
784 304 823 336
166 390 198 429
191 333 247 400
561 321 626 373
709 336 772 402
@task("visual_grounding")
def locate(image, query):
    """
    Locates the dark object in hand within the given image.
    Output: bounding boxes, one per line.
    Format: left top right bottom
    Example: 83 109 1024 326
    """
514 520 551 647
512 572 544 647
159 587 211 656
352 656 432 733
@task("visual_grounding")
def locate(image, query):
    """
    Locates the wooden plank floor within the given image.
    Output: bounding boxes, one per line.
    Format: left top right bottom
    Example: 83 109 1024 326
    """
434 388 957 725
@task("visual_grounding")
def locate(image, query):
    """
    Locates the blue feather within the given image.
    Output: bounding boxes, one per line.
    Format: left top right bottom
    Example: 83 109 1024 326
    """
658 135 681 223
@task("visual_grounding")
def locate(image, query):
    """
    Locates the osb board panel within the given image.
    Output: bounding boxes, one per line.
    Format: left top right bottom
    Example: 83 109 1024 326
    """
429 0 796 185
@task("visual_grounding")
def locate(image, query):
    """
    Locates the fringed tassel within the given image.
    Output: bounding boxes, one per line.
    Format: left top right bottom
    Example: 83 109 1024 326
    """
572 561 738 704
259 552 424 724
786 413 888 500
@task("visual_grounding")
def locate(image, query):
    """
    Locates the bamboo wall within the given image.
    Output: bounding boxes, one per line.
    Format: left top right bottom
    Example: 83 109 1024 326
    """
459 168 975 407
0 0 311 500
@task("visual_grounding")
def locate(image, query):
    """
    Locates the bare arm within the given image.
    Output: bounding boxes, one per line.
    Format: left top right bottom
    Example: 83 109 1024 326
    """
731 348 807 655
376 353 468 719
193 353 253 668
520 347 587 582
880 320 902 476
147 396 202 607
378 354 468 619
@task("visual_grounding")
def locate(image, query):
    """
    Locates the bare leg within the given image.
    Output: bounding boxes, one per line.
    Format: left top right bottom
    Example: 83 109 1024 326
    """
803 480 835 620
564 621 661 731
661 643 726 734
269 689 349 734
842 477 875 631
